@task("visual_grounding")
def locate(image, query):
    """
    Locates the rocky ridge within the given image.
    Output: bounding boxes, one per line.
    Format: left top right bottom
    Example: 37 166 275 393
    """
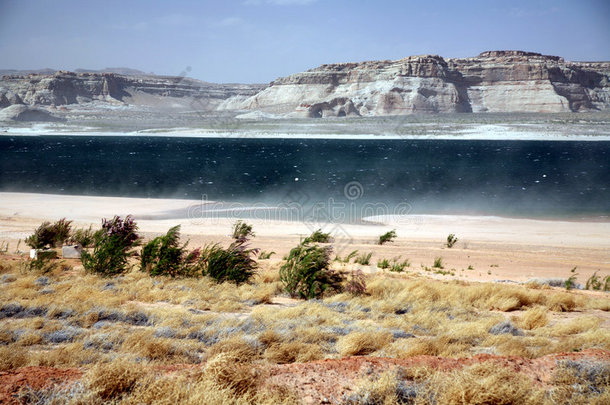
223 50 610 117
0 71 265 111
1 51 609 119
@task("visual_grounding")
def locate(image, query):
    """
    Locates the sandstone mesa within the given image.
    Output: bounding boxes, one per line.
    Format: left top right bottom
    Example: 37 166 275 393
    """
1 50 609 120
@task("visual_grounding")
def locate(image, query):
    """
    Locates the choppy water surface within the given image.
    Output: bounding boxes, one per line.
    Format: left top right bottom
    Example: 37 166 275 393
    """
0 136 608 220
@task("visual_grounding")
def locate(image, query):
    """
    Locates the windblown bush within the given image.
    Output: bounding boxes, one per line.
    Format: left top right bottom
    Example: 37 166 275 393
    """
377 229 397 245
140 225 201 277
68 225 97 248
81 215 140 276
25 218 72 249
446 233 458 248
280 242 344 299
303 229 332 244
232 220 255 240
200 239 258 285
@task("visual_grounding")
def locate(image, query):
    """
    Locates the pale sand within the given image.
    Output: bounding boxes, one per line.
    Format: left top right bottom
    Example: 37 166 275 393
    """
1 192 608 284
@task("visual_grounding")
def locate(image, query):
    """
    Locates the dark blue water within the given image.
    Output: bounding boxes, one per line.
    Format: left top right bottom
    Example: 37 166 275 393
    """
0 136 608 219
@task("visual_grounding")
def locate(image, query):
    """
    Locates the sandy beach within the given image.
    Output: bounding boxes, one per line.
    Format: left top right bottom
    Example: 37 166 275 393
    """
1 192 608 284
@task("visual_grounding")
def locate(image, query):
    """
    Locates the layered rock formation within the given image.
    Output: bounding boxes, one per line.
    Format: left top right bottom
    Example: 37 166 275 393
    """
223 51 610 117
2 51 609 117
0 71 265 110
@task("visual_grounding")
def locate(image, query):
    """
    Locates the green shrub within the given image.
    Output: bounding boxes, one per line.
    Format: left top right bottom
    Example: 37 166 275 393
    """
81 216 140 276
565 267 578 290
446 233 458 248
377 258 390 269
433 257 444 269
585 271 608 291
200 239 258 285
389 257 410 272
355 252 373 265
232 220 255 240
68 226 97 248
377 230 396 245
25 218 72 249
258 250 275 260
21 251 58 274
336 250 359 263
140 225 200 277
279 242 344 299
303 229 332 244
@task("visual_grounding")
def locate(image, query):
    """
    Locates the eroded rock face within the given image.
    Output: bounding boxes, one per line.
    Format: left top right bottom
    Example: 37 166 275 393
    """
0 104 64 122
0 71 265 109
228 51 610 116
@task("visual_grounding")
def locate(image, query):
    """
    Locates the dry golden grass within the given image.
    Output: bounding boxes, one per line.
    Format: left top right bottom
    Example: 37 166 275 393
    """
426 361 545 405
123 366 298 405
0 346 28 371
84 360 146 400
516 306 550 330
387 336 471 358
204 352 261 396
206 335 261 362
337 330 393 356
1 255 609 403
349 370 404 405
264 341 324 364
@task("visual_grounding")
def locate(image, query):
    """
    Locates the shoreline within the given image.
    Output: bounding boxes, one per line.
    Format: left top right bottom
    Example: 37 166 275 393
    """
1 192 609 284
2 124 610 141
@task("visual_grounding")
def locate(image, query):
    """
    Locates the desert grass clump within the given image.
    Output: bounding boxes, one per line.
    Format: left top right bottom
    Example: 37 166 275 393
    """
303 228 333 243
427 361 544 404
446 233 458 248
336 249 359 263
354 251 373 265
550 359 610 403
264 341 324 364
585 271 610 291
433 257 444 269
516 306 549 330
378 229 397 245
84 360 146 401
81 215 140 276
204 352 261 396
200 239 258 285
25 218 72 249
232 220 255 240
140 225 201 277
280 242 344 299
258 250 275 260
344 371 414 405
377 258 391 269
337 330 393 356
389 257 410 273
0 345 28 371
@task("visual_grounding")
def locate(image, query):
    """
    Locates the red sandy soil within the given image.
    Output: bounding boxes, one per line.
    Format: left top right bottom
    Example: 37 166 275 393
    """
1 350 608 405
264 349 610 404
0 366 82 404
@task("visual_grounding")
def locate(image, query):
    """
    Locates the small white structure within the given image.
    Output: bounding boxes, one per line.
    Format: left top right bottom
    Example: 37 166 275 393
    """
30 249 57 260
62 245 83 259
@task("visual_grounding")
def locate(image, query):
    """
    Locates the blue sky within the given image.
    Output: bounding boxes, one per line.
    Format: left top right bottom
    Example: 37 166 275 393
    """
0 0 608 83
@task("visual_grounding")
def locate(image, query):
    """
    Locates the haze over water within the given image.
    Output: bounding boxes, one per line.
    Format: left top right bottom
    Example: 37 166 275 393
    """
1 135 608 221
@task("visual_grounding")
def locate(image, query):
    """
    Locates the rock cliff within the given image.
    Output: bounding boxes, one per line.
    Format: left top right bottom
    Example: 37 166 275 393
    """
2 51 609 117
0 71 265 110
223 51 610 117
